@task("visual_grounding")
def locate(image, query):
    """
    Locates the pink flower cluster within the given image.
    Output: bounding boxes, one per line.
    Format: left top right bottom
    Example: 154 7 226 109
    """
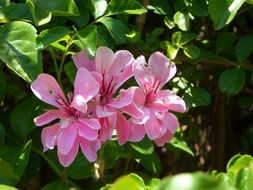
31 47 186 167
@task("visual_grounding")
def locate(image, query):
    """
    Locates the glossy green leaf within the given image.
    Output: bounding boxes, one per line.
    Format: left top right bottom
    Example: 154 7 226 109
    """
235 167 253 190
88 0 107 19
170 132 194 156
215 173 234 188
209 0 246 30
107 0 146 15
172 31 197 46
9 96 42 138
27 0 51 26
66 153 94 180
246 0 253 4
70 0 90 28
218 68 245 95
129 137 154 155
32 0 79 16
97 17 127 43
73 25 97 56
41 180 78 190
12 140 32 177
0 161 18 180
0 21 42 83
183 87 211 108
187 0 208 17
64 61 77 84
164 16 175 29
227 154 253 174
158 172 224 190
148 0 172 15
183 44 200 59
36 26 72 49
160 41 179 59
0 123 5 145
139 153 162 173
236 34 253 62
147 178 161 190
0 70 6 102
110 173 145 190
0 185 18 190
0 3 32 23
174 11 189 31
216 32 236 53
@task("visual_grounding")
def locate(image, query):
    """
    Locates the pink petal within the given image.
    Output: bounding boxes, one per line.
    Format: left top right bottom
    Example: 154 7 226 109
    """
77 121 98 141
72 68 99 112
95 47 114 75
133 56 150 90
148 52 176 87
115 114 130 145
98 118 113 143
79 138 101 162
72 50 95 71
108 89 133 109
58 140 79 167
57 123 77 155
156 90 186 113
96 105 115 118
79 118 101 129
41 124 60 152
31 74 67 108
144 110 163 140
154 130 173 147
128 121 146 142
162 112 179 134
34 110 65 126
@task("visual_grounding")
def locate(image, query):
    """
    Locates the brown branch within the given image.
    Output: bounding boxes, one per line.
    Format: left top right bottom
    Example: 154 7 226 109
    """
135 0 149 34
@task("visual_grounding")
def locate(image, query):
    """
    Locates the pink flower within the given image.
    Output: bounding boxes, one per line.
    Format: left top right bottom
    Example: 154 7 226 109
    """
31 68 101 167
128 52 186 146
73 47 143 144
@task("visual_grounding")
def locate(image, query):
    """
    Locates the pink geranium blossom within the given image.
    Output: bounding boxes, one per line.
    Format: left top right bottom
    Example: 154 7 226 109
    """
127 52 186 146
73 47 143 144
31 68 101 167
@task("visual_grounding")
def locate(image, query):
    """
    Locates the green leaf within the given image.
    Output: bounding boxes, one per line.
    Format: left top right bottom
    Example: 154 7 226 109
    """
218 68 245 95
148 0 172 15
164 16 175 29
0 3 32 23
0 161 18 180
12 140 32 177
209 0 246 30
183 87 211 108
97 17 127 43
129 137 154 155
215 173 234 188
107 0 147 15
216 32 236 53
73 25 97 56
110 173 145 190
88 0 107 19
9 96 42 138
170 132 194 156
41 180 78 190
32 0 79 16
66 153 94 180
64 61 77 84
0 70 6 102
227 154 253 174
0 0 10 6
158 172 224 190
0 123 5 145
27 0 51 26
0 185 18 190
160 41 179 59
70 0 90 28
235 167 253 190
183 44 200 59
174 11 190 31
36 26 72 49
147 178 161 190
187 0 208 17
236 34 253 62
246 0 253 4
172 31 197 46
139 153 162 173
0 21 42 83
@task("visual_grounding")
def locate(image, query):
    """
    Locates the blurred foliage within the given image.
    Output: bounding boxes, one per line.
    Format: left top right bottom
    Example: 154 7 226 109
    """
0 0 253 189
